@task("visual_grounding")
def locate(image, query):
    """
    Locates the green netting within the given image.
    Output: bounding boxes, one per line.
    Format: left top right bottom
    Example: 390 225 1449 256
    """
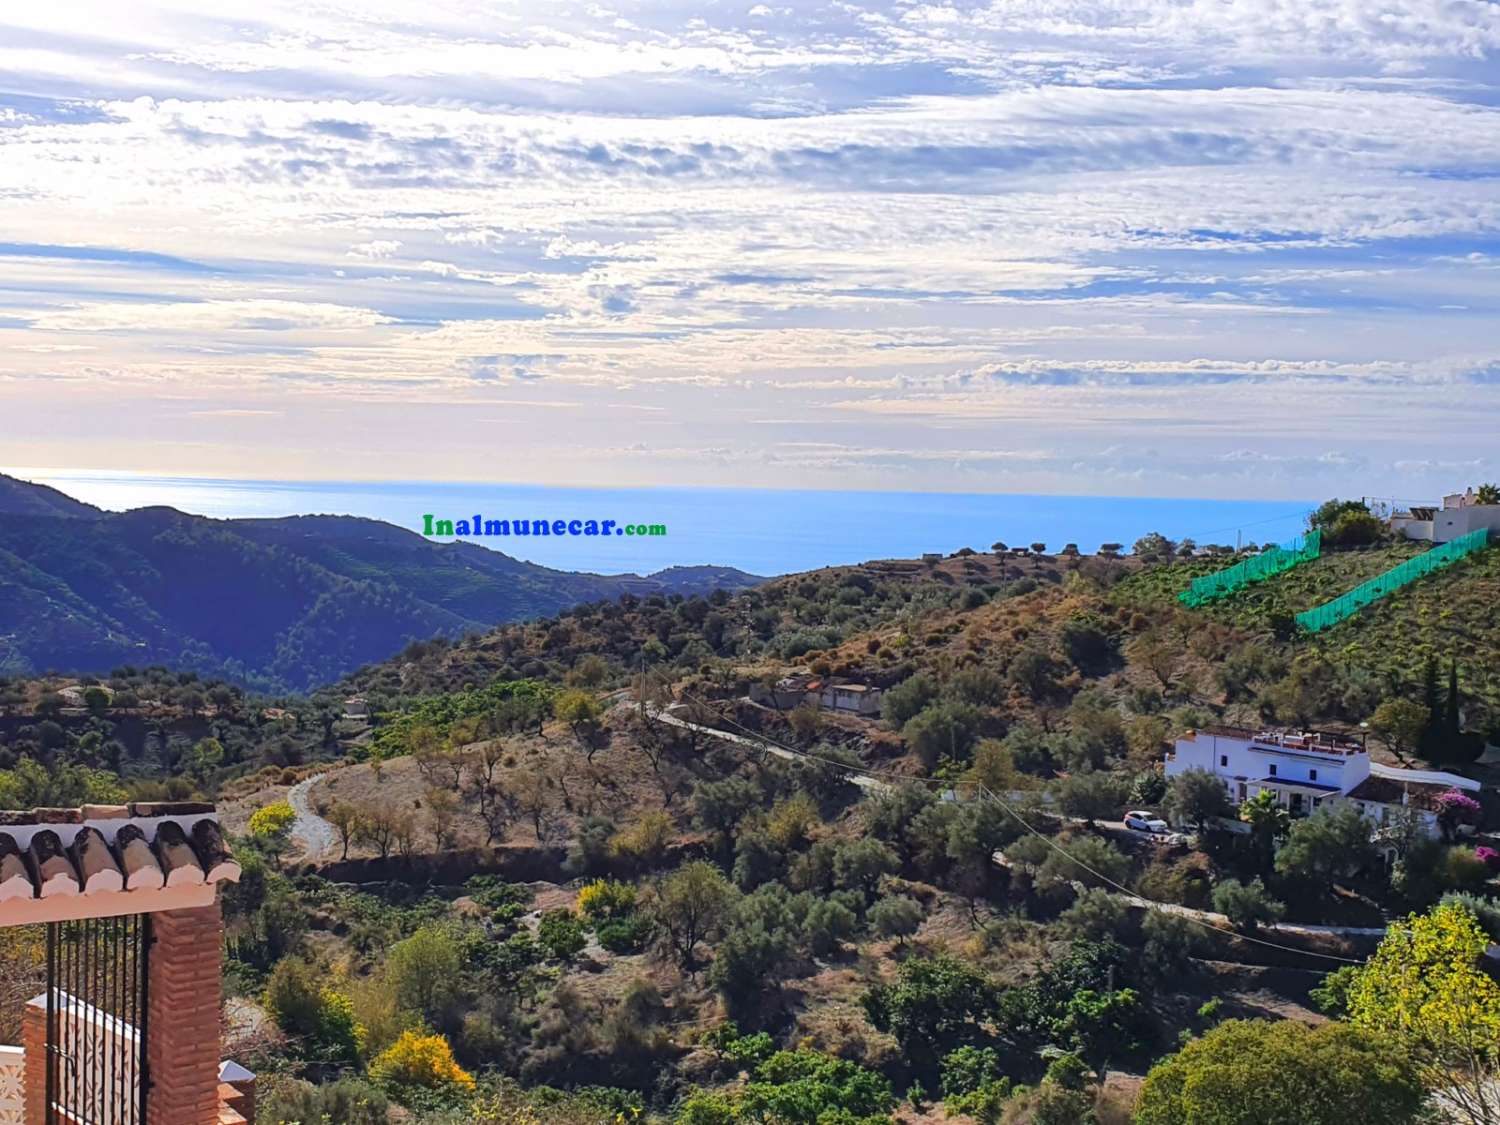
1177 529 1322 607
1296 528 1491 634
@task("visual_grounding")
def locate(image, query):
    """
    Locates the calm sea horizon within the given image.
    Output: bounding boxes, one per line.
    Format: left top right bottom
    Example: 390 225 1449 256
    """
16 470 1317 577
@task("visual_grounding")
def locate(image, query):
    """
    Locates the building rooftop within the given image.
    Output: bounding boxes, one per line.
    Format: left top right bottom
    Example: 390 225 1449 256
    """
0 803 239 918
1188 726 1365 755
1347 775 1474 812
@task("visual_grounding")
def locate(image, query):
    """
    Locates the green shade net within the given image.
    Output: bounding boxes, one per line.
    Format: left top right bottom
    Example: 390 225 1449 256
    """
1296 528 1491 634
1178 529 1322 607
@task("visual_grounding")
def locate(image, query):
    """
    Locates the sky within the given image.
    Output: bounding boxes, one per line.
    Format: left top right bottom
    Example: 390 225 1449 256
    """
2 1 1499 502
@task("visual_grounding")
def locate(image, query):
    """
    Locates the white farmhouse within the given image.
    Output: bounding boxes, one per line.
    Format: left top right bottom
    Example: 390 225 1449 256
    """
1165 726 1480 837
818 682 883 716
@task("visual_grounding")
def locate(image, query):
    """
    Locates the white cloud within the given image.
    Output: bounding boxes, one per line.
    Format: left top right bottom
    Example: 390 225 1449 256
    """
0 2 1496 496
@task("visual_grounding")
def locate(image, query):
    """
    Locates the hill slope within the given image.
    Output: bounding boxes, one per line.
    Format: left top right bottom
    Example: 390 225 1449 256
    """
0 474 764 691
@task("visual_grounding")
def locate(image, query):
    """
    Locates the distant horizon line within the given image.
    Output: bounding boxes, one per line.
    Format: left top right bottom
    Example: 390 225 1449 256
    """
5 465 1341 508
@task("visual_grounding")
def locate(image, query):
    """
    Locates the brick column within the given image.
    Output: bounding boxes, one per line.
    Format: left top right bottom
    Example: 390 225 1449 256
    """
21 997 45 1125
146 904 223 1125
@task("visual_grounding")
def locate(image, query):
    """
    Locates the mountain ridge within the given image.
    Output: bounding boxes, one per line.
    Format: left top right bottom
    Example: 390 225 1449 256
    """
0 473 765 691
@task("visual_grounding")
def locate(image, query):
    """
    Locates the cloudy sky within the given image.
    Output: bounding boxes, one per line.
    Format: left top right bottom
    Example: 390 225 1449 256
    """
2 1 1499 500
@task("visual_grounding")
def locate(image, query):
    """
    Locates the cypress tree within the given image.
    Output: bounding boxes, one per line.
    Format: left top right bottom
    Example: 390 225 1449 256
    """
1445 660 1462 738
1421 656 1443 753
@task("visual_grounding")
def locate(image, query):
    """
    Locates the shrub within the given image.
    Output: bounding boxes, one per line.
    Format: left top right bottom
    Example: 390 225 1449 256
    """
257 1076 389 1125
369 1030 475 1097
538 909 588 961
248 801 296 842
610 811 674 868
577 878 636 922
1211 878 1285 931
596 914 655 953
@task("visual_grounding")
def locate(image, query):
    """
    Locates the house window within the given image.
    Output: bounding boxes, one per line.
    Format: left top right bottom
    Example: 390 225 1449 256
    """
1309 769 1317 781
1268 764 1277 776
1220 755 1228 767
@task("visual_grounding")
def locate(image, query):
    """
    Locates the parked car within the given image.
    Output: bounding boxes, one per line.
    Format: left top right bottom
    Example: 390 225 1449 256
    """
1124 810 1185 844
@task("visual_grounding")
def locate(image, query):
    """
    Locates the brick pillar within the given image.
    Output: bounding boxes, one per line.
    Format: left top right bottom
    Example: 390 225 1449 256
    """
146 904 223 1125
21 997 45 1125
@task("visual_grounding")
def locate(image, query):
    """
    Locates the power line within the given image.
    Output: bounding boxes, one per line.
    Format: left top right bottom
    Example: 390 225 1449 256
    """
662 687 1369 965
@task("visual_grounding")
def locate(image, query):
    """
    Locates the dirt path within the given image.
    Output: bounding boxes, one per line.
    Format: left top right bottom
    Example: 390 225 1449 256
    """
287 773 336 860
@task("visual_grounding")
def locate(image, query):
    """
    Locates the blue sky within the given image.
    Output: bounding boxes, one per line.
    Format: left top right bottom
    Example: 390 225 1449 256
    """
2 1 1499 501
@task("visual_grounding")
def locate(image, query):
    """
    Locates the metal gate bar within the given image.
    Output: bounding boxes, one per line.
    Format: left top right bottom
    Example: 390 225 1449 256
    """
44 914 150 1124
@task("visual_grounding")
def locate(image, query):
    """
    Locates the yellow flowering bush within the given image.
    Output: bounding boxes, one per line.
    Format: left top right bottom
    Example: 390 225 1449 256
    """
248 800 296 841
577 878 636 922
369 1029 475 1095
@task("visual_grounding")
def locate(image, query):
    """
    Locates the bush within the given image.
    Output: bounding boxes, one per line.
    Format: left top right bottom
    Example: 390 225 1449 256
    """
577 878 636 922
1211 878 1285 931
257 1076 389 1125
538 909 588 960
596 914 655 953
248 800 295 842
610 811 673 868
370 1030 475 1098
262 959 362 1062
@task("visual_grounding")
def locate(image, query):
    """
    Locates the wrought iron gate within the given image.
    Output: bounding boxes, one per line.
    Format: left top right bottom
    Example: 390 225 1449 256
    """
44 914 150 1125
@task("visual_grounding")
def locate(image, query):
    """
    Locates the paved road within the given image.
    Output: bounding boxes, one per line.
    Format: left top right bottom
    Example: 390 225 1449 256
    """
286 773 337 860
650 704 1388 942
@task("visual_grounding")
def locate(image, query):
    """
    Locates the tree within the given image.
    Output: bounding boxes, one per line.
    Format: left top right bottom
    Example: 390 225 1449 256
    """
654 861 735 971
1238 789 1289 875
1036 834 1129 890
1133 532 1174 558
1446 659 1462 740
553 689 605 761
1346 902 1500 1125
1370 699 1429 764
1164 769 1230 834
1274 804 1375 890
1475 482 1500 506
833 838 899 902
1309 498 1370 534
424 786 460 851
860 954 995 1064
386 925 462 1027
904 700 983 768
355 803 397 859
868 895 923 946
189 737 223 779
1211 878 1284 932
1134 1019 1425 1125
1056 771 1124 827
326 801 362 861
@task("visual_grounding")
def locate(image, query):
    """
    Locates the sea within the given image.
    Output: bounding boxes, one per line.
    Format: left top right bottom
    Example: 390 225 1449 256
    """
18 470 1316 577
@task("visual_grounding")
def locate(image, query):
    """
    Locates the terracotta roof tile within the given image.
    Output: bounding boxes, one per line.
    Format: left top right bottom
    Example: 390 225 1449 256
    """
0 809 239 905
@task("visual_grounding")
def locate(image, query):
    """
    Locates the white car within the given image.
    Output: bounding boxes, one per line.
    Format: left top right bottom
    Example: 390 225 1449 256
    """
1124 810 1183 843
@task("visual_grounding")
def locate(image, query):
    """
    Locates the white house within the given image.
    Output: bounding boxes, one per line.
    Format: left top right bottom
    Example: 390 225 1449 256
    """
818 682 883 716
1165 726 1480 837
342 695 370 720
749 675 883 715
1390 488 1500 543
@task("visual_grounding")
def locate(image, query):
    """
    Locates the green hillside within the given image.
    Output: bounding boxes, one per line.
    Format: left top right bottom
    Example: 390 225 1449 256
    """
0 475 764 691
1113 541 1500 714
